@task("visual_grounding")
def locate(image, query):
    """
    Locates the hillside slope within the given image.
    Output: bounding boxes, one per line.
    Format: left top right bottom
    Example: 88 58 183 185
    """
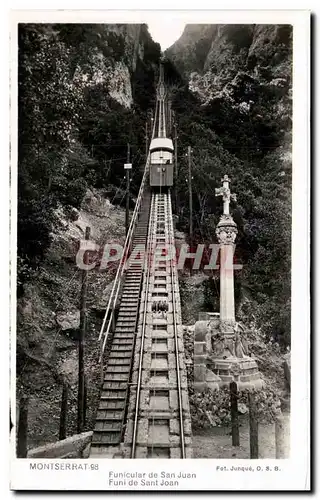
16 23 292 449
166 24 292 346
17 23 160 447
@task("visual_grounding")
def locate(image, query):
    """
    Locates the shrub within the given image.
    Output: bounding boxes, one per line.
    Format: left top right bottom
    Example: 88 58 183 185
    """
188 384 282 430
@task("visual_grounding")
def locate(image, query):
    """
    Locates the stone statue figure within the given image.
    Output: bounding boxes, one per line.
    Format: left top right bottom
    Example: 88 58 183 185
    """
213 334 225 357
234 322 249 358
234 331 245 358
224 338 236 358
208 321 225 358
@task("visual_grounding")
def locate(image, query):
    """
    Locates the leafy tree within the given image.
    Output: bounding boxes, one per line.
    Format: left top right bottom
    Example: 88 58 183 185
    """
169 33 291 346
17 23 159 293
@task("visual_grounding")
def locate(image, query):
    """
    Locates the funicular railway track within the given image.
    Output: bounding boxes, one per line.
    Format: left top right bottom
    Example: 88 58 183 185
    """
127 191 191 459
90 190 152 455
90 63 192 458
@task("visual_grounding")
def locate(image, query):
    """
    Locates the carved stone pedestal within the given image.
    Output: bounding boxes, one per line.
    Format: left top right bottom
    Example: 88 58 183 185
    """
193 174 263 392
209 357 263 390
193 319 221 392
193 316 263 392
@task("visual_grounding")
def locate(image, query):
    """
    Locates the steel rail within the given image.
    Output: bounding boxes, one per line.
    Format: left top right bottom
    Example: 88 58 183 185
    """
158 99 161 138
168 192 186 458
98 164 148 353
98 105 159 357
131 192 186 459
131 192 155 458
131 91 185 457
162 99 166 138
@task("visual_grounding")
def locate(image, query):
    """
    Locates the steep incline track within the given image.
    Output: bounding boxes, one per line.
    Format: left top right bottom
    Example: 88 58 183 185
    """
90 63 192 459
123 191 192 459
90 192 151 456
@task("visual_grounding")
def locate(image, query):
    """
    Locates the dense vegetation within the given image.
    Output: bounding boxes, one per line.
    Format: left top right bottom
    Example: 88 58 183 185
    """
16 24 293 449
163 25 292 347
18 23 291 350
18 23 160 295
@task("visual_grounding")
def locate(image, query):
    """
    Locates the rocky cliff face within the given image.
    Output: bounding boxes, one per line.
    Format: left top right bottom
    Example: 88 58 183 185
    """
166 24 292 123
165 24 292 346
167 24 291 88
18 22 160 275
58 23 157 109
16 22 292 450
17 23 160 447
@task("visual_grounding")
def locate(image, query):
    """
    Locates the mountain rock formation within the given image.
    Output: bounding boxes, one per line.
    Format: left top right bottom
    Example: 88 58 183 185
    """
17 23 160 445
16 22 292 448
166 24 292 346
166 24 291 105
18 23 160 281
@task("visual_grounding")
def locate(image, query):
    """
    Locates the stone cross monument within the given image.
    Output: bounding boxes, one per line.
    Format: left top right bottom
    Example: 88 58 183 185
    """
215 175 238 323
193 174 263 391
215 174 237 215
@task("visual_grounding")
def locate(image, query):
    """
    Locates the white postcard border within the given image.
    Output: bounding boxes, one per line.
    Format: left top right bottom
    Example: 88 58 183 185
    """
9 9 310 492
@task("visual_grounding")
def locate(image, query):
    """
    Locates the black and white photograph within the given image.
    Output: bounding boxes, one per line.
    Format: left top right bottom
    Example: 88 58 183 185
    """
9 9 310 491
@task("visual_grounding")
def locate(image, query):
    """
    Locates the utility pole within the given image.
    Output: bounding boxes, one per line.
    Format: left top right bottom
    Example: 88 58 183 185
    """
124 143 132 235
17 395 29 458
187 146 193 245
248 392 259 458
77 226 90 434
174 120 178 212
59 382 68 440
145 120 149 162
230 381 240 446
150 110 154 137
83 376 87 428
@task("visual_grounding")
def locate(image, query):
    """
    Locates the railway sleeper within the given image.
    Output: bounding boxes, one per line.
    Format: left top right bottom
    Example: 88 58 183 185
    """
91 433 121 445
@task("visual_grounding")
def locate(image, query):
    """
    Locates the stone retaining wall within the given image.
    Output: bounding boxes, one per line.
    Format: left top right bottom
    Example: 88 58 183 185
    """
27 431 92 459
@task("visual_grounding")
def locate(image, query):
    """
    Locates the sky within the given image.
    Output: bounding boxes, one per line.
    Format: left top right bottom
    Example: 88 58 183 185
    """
147 21 185 51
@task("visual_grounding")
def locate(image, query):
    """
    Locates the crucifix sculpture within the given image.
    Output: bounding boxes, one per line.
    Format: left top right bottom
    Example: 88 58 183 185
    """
215 175 237 215
215 174 238 322
193 173 263 391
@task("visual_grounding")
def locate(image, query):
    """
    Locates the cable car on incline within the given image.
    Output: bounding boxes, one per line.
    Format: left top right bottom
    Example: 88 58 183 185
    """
149 137 174 187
